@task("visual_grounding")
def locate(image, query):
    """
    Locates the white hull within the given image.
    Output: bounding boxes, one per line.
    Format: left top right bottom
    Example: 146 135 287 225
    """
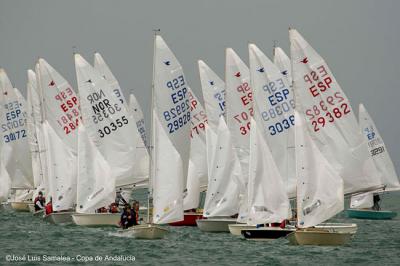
117 224 168 239
72 213 120 227
315 223 357 234
43 212 74 224
287 229 354 246
228 223 253 236
10 201 31 212
196 218 237 232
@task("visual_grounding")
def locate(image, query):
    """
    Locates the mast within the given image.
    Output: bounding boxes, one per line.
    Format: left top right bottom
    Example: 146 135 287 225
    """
148 29 160 223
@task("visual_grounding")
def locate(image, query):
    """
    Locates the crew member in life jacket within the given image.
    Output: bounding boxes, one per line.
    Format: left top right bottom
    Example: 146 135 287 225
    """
34 191 45 211
373 194 381 211
120 204 137 229
45 197 53 215
132 200 140 224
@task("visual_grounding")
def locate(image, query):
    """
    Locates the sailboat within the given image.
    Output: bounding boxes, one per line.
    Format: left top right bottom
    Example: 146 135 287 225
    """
119 34 190 239
230 43 295 238
37 59 80 224
196 60 241 232
72 54 145 226
346 103 400 219
170 88 207 226
0 69 34 212
286 28 379 245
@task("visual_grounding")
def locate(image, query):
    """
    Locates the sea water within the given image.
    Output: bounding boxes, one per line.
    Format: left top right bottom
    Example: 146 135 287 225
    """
0 191 399 266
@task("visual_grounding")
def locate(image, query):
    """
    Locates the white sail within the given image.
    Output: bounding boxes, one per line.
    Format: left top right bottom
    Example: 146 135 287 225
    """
0 69 33 189
198 60 226 129
248 117 291 225
225 48 253 222
37 59 80 150
183 88 208 210
273 47 292 85
152 111 184 223
350 192 373 209
151 35 191 224
203 116 240 217
75 54 145 187
249 43 296 197
129 93 148 148
42 121 76 211
93 52 127 106
76 124 115 213
290 29 382 194
358 103 400 191
0 153 11 201
295 111 344 228
26 70 44 193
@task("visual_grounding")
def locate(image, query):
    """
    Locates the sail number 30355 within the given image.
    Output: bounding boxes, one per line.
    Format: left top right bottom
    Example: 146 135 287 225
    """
98 116 128 138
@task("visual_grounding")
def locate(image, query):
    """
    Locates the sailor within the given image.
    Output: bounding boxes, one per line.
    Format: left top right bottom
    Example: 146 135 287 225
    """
373 194 381 211
45 197 53 215
33 191 45 211
120 204 136 229
132 200 140 223
109 203 119 213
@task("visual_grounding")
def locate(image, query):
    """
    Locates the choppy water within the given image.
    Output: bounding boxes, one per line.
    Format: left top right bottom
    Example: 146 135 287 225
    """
1 192 399 266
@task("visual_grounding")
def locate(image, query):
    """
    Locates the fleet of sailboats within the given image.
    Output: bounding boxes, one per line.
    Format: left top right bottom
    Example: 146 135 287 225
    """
1 28 398 245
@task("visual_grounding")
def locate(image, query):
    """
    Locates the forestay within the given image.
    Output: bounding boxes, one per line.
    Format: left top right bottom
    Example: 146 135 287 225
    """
290 29 382 194
249 44 296 197
76 124 115 213
152 35 191 224
0 69 33 189
198 60 226 129
295 111 344 228
358 103 400 191
75 54 143 187
203 116 240 217
225 48 253 222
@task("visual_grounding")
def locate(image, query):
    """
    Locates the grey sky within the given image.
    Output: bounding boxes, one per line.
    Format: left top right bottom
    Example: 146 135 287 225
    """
1 0 399 171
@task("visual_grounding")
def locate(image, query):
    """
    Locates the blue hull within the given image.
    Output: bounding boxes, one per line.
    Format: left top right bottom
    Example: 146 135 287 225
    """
346 209 397 220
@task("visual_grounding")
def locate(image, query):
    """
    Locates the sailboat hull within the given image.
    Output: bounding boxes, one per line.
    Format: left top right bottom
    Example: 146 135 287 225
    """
10 201 31 212
287 229 354 246
243 227 295 240
117 224 168 239
346 209 397 220
72 213 120 227
43 212 74 224
196 218 237 232
228 223 251 236
169 213 203 226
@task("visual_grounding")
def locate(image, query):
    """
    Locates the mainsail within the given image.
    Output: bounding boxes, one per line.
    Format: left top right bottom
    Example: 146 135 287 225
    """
75 54 143 187
0 69 33 189
290 28 382 194
198 60 226 129
273 47 292 86
249 43 296 197
129 93 148 148
358 103 400 191
152 35 191 224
